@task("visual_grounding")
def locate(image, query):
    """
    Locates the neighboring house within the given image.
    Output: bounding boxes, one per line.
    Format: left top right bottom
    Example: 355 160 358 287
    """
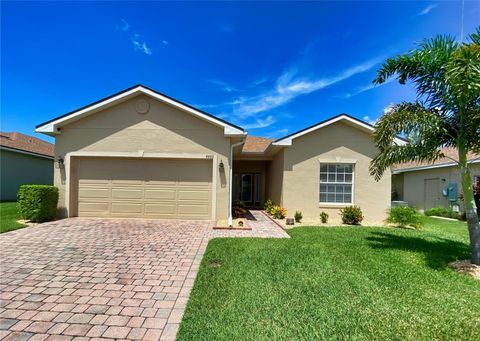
0 132 54 201
392 148 480 213
36 84 401 223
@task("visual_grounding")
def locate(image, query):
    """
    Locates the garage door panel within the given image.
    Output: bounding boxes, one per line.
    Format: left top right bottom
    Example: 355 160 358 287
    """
144 189 176 200
178 190 210 201
111 202 143 214
79 187 110 199
144 203 177 215
178 204 209 216
77 157 212 219
78 202 110 216
111 180 143 186
111 188 143 199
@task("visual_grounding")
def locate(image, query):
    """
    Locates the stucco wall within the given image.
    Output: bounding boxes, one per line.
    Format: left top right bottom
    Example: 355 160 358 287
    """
400 163 480 212
280 121 391 224
54 94 231 219
266 150 284 206
0 149 53 201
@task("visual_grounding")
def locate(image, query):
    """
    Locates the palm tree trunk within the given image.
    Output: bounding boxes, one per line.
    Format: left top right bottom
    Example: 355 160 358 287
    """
458 145 480 265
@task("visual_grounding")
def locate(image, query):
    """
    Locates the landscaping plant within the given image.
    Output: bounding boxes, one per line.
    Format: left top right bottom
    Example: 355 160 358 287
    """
271 206 287 219
369 28 480 264
387 206 423 228
320 211 329 224
294 211 302 223
425 207 460 220
264 199 274 214
17 185 59 222
232 200 248 218
340 206 363 225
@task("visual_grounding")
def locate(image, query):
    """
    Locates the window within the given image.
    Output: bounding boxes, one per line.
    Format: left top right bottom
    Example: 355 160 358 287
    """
320 163 354 204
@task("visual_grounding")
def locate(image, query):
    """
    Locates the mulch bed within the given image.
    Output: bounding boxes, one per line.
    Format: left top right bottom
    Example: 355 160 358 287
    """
448 260 480 279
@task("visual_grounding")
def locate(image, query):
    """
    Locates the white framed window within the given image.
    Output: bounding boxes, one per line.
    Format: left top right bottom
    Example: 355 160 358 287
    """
319 163 354 204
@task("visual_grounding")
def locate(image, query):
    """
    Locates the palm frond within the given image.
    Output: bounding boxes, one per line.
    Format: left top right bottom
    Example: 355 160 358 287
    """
370 102 450 180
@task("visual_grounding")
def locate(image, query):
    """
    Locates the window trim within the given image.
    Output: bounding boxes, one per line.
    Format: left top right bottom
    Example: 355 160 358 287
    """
318 161 355 206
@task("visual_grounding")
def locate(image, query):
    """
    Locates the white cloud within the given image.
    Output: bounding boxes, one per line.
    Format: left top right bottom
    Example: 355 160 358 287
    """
418 3 438 16
120 19 130 31
383 103 395 115
132 34 152 55
249 77 269 87
342 77 394 98
232 58 381 117
162 40 169 45
362 115 378 125
241 115 276 129
206 79 241 92
265 127 289 139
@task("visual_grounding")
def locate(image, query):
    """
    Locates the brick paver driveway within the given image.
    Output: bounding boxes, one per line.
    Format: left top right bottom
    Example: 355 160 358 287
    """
0 219 212 341
0 212 288 341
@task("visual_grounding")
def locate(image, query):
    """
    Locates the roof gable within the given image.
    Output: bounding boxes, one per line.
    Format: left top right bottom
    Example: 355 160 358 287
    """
272 114 406 146
36 84 245 137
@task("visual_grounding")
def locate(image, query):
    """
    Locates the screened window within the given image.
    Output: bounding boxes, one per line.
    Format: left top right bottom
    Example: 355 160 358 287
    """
319 163 353 203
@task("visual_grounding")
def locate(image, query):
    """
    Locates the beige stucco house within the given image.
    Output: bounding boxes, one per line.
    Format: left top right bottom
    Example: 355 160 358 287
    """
392 149 480 213
36 84 400 224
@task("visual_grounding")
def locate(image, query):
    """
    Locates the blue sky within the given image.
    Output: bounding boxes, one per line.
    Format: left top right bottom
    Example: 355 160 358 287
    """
1 1 479 142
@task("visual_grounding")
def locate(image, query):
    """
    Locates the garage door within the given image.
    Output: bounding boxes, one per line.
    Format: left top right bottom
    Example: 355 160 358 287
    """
76 158 212 219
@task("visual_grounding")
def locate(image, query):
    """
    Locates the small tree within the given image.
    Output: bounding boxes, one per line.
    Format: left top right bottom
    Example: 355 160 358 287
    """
369 29 480 264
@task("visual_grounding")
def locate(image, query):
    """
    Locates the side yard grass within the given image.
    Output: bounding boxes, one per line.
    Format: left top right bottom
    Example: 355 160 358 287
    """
178 217 480 340
0 202 26 233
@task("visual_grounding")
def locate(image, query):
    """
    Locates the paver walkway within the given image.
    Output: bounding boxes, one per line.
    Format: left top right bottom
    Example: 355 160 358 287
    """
0 211 288 341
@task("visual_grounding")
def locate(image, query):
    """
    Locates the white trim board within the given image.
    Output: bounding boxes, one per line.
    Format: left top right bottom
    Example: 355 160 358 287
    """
36 85 245 137
273 114 406 146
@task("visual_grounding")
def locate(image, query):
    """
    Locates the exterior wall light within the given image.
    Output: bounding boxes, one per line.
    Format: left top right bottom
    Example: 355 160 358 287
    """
56 156 65 169
219 160 224 171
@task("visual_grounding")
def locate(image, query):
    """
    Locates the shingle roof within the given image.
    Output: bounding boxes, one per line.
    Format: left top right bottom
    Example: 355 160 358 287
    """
393 147 480 171
242 136 273 153
0 132 54 158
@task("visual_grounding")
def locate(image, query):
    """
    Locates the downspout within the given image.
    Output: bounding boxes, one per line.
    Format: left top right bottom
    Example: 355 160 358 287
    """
228 138 245 227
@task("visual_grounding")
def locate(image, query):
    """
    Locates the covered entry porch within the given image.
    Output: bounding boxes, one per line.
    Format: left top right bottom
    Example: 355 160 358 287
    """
232 160 268 208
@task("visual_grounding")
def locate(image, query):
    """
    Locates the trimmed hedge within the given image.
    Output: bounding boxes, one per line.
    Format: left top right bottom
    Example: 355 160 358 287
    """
424 207 459 220
17 185 59 222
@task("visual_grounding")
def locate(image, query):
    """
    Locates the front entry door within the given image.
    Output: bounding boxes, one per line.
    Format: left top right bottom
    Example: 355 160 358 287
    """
239 173 261 207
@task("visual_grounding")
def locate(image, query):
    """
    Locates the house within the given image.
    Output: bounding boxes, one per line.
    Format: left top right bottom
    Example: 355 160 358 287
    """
392 148 480 213
0 132 54 201
35 84 399 223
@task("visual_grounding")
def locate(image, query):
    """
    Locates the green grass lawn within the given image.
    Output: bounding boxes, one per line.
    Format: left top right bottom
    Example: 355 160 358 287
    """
178 217 480 341
0 202 26 233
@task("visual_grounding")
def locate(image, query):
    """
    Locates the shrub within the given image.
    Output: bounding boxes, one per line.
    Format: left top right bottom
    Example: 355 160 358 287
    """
294 211 302 223
17 185 59 222
340 205 363 225
320 211 329 224
424 207 459 219
232 200 248 218
271 206 287 219
264 199 274 214
387 206 423 228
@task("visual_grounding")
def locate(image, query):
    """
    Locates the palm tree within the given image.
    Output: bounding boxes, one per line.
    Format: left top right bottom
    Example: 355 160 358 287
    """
369 28 480 265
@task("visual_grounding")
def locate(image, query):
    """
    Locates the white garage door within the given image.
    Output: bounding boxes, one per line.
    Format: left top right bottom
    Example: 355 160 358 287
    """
76 158 212 219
